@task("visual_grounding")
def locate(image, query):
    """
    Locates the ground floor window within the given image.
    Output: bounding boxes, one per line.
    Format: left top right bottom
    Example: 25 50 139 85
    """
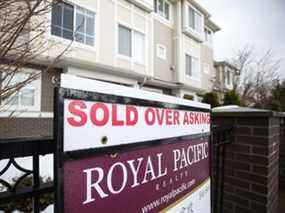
1 70 41 111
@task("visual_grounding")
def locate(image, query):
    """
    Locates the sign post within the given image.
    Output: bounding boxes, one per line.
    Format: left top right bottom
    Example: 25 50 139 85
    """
55 74 211 213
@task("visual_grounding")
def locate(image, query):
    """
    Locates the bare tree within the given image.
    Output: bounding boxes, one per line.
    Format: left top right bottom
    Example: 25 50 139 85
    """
0 0 72 112
230 46 281 107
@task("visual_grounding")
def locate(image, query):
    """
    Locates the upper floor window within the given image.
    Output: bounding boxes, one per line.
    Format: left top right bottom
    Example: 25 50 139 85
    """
203 63 210 74
205 28 213 45
186 54 200 79
51 2 95 46
188 6 203 33
118 25 146 64
154 0 170 20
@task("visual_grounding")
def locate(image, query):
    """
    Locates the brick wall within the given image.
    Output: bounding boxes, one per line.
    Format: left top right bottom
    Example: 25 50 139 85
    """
280 119 285 189
213 111 281 213
0 118 53 138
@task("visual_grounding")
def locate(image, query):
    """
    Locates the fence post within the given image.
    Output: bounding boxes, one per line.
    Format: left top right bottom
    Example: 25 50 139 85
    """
212 108 283 213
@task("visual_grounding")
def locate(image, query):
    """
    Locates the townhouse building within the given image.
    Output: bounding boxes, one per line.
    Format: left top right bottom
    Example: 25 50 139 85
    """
0 0 220 138
214 61 239 102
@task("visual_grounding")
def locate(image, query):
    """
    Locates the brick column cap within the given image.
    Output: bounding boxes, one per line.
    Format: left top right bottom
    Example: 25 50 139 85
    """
212 106 285 118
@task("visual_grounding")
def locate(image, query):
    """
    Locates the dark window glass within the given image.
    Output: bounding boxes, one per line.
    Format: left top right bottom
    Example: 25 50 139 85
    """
51 2 74 40
51 3 62 27
63 4 74 31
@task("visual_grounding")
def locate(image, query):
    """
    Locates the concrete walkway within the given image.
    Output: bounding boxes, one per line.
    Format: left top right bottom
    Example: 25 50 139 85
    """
279 190 285 212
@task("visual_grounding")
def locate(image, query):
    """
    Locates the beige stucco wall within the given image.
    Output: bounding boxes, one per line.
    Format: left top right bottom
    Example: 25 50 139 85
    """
40 0 153 84
180 34 202 90
201 45 214 92
153 20 175 82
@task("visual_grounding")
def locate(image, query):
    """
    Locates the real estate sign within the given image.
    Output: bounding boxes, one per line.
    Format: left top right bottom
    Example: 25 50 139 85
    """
55 74 211 213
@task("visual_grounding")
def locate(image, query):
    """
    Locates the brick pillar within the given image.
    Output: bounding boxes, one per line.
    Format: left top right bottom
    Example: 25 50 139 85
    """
280 118 285 189
212 109 282 213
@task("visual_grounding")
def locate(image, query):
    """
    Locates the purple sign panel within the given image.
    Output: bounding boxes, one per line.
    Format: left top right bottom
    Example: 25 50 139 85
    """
64 138 210 213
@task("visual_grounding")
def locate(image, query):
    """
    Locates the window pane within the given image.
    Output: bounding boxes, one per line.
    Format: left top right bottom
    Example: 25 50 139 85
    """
86 17 95 36
9 94 19 106
86 36 94 46
164 2 169 20
76 13 85 33
186 55 192 76
63 4 74 31
195 12 202 32
21 89 35 106
51 25 62 37
51 3 62 27
134 31 145 64
158 0 164 13
86 9 95 17
118 25 132 57
74 32 84 43
188 7 195 29
63 29 73 40
192 57 199 78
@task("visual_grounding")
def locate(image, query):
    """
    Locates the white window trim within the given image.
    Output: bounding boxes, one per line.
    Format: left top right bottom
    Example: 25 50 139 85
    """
1 69 42 112
156 44 167 60
48 1 97 52
0 112 53 118
203 62 210 74
117 23 147 66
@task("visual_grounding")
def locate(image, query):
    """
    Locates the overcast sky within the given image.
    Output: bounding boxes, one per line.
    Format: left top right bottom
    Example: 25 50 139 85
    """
199 0 285 77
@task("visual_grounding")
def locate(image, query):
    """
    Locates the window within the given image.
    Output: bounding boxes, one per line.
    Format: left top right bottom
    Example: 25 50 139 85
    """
186 54 200 79
2 72 41 111
51 2 74 40
156 44 167 60
118 25 146 64
118 25 132 57
154 0 170 20
134 31 145 64
51 2 95 46
188 6 203 33
205 29 213 45
203 63 210 74
226 70 232 86
75 6 95 46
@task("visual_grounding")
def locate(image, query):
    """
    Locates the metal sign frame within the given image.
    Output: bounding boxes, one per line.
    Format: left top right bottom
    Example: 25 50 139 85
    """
54 80 211 213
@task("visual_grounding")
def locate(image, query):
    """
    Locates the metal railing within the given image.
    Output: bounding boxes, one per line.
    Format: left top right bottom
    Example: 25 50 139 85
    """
0 137 55 213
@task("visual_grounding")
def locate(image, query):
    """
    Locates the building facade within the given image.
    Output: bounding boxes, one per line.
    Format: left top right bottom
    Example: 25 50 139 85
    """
214 61 239 102
0 0 220 137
